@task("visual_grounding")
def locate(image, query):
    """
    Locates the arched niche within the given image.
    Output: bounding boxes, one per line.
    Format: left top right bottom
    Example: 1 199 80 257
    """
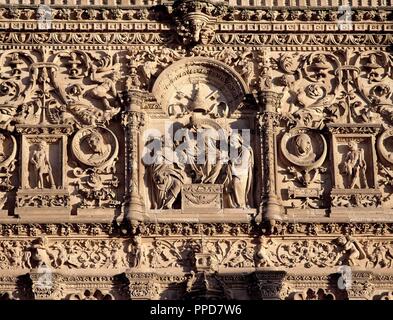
151 57 249 117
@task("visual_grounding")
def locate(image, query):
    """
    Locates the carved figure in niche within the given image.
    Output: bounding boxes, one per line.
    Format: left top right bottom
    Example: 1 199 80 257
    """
294 133 316 163
86 129 111 166
255 236 274 267
177 119 225 184
343 141 368 189
27 236 53 269
144 136 187 209
129 235 146 268
336 235 366 267
201 132 224 184
30 141 56 189
226 133 254 208
86 65 120 110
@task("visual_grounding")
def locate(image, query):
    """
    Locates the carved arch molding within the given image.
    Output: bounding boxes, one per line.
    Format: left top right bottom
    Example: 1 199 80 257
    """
0 0 393 300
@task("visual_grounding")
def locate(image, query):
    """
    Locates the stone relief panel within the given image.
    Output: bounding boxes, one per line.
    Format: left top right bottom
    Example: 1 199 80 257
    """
0 48 125 222
269 48 393 220
3 234 393 273
140 56 257 219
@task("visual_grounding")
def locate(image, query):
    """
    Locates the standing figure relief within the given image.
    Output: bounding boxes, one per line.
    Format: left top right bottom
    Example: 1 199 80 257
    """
343 141 368 189
225 133 254 209
30 140 56 190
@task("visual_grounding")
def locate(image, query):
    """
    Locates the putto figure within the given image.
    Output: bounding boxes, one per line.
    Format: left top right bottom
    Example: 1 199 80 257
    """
343 141 368 189
87 65 120 110
30 141 56 189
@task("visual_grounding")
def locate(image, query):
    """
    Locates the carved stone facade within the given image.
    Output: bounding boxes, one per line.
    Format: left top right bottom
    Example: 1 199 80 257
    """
0 0 392 300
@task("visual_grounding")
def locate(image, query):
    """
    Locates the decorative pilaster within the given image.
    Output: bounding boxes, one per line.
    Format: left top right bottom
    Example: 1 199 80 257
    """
125 272 161 300
344 271 374 300
122 89 146 225
258 91 283 226
250 271 287 300
29 271 63 300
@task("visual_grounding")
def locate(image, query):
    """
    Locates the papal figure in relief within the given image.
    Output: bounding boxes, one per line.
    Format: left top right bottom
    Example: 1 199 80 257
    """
30 141 56 189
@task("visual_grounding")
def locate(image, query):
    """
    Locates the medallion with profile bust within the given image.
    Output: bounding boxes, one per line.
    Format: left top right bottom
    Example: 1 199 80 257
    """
280 127 327 171
72 126 118 168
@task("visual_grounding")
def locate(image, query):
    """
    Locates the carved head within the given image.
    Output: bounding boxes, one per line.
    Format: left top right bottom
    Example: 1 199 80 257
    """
37 140 48 151
87 130 104 154
295 133 312 156
111 71 121 82
336 235 347 246
348 141 358 152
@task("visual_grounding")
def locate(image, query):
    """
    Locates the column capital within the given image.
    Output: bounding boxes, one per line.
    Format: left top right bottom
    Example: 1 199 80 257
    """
121 111 146 131
257 91 283 113
124 89 146 113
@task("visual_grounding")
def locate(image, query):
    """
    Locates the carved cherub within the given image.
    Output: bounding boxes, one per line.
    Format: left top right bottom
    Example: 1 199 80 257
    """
254 236 274 267
86 64 120 110
336 235 366 267
26 236 54 269
128 235 147 268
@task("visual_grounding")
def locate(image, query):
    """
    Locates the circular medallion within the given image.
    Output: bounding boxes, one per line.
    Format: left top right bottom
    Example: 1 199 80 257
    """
377 128 393 165
280 127 327 170
0 133 16 167
72 126 118 168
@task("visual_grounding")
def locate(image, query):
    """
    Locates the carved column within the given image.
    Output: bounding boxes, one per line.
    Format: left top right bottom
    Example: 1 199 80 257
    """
122 89 146 225
258 91 283 225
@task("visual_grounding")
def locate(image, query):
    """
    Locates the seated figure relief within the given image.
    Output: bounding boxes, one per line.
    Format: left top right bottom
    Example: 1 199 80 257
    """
144 136 187 210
